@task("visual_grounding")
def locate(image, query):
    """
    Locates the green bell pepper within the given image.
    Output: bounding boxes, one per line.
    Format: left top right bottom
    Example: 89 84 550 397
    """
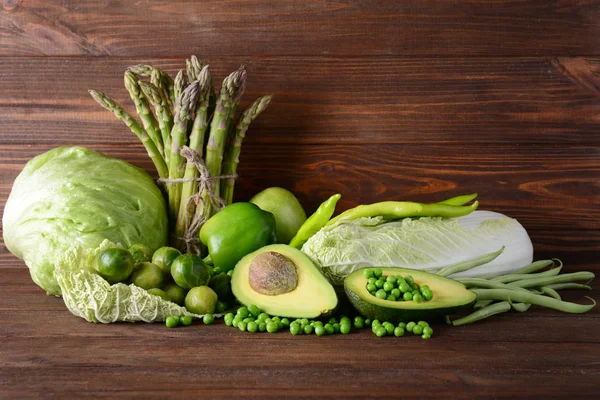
199 202 276 272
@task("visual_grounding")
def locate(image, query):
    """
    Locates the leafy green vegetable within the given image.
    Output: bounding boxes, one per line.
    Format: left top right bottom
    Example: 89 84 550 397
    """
55 268 202 323
301 211 533 286
2 147 168 295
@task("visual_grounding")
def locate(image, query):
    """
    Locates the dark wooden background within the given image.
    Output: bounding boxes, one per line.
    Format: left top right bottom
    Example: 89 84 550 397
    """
0 1 599 398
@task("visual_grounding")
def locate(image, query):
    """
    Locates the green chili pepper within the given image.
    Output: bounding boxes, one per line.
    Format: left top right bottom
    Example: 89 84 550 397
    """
289 193 341 248
436 193 478 206
326 200 479 226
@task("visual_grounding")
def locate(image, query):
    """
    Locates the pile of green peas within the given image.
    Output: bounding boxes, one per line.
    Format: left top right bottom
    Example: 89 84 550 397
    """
363 268 433 302
371 319 433 340
224 305 286 333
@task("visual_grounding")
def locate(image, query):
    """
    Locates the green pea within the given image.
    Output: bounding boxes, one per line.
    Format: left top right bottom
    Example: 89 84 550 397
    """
391 288 401 298
281 318 290 328
421 285 430 292
383 282 394 292
386 294 397 301
130 262 164 290
399 283 411 293
165 316 179 328
423 326 433 336
394 327 405 337
238 321 247 332
248 304 261 317
340 323 351 334
413 293 423 303
418 321 429 327
383 322 395 335
203 313 215 325
422 289 433 301
364 319 372 327
397 322 407 329
303 324 314 334
375 278 385 289
373 268 383 278
179 315 193 326
332 323 340 333
212 266 222 275
243 317 255 323
237 307 249 318
367 277 377 285
215 301 229 314
324 324 334 335
363 268 374 278
301 318 310 326
272 316 281 323
266 322 278 333
422 334 432 340
372 319 381 327
375 289 387 299
224 313 234 326
403 292 413 301
386 275 397 284
353 316 365 329
315 325 326 336
290 323 301 335
246 321 257 333
412 325 423 335
328 317 338 325
375 327 387 337
258 322 267 332
366 283 377 292
256 313 268 322
405 275 414 285
406 321 416 333
232 316 242 328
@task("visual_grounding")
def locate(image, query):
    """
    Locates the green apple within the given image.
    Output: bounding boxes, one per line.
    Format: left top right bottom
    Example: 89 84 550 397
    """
250 187 307 244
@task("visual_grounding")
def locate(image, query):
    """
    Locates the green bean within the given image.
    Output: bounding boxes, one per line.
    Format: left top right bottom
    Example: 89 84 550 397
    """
509 271 595 289
457 278 532 293
539 286 561 300
437 193 478 206
289 193 342 248
510 302 531 312
546 283 592 291
471 289 596 313
326 201 479 226
437 247 504 277
473 300 493 310
478 259 556 280
490 266 562 284
447 301 512 326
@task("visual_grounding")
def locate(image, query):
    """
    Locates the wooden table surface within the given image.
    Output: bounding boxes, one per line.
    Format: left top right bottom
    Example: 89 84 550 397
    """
1 1 599 398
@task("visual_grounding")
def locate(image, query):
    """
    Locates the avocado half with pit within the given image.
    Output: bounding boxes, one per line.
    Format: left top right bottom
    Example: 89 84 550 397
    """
344 267 476 323
231 244 338 318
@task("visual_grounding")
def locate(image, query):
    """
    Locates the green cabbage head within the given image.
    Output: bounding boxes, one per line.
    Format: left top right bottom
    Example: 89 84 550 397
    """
2 147 168 296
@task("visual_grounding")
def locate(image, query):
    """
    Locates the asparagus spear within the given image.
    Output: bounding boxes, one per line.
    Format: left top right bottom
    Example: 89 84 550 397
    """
167 80 201 222
124 71 164 156
127 64 154 76
174 65 213 241
128 64 174 108
138 81 173 158
186 55 203 83
89 90 168 179
221 95 272 204
195 67 247 222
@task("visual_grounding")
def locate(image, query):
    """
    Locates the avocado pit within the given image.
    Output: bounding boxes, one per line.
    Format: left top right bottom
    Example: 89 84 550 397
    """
248 251 298 296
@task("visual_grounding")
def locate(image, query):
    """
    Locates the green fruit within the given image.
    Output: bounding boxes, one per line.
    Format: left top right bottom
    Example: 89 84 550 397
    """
185 286 218 314
344 267 476 324
92 248 134 284
163 283 188 306
152 246 181 277
250 187 307 244
128 243 153 264
231 244 337 319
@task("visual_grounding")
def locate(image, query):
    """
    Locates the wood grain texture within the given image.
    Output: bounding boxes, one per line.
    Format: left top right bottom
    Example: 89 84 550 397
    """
1 56 600 146
1 1 599 57
2 143 598 268
0 268 598 399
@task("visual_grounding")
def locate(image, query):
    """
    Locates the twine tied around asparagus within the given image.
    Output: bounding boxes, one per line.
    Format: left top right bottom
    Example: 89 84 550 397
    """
157 146 237 254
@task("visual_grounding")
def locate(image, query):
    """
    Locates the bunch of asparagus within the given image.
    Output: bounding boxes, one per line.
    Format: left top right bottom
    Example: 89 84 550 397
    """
89 56 272 252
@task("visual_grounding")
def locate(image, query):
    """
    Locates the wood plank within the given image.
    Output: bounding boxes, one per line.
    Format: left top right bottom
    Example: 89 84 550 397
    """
1 1 599 57
1 57 600 145
2 143 598 267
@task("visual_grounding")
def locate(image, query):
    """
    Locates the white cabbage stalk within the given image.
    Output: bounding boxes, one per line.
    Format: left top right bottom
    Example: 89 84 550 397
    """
301 211 533 286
